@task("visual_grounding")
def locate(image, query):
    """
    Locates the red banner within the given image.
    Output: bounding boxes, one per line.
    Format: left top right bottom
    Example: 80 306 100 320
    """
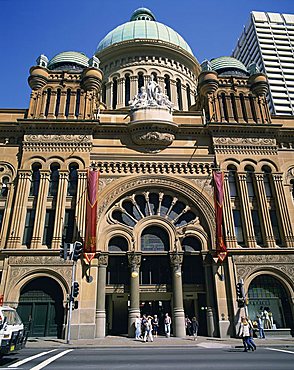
213 171 227 262
84 169 99 264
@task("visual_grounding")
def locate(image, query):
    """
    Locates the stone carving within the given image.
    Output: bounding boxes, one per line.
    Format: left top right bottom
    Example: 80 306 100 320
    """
129 75 174 112
234 254 294 282
94 161 213 176
190 178 213 197
9 255 72 265
170 253 183 266
23 134 92 152
128 253 141 267
201 60 213 72
24 134 92 143
98 254 109 266
213 137 277 155
132 132 175 147
213 137 276 146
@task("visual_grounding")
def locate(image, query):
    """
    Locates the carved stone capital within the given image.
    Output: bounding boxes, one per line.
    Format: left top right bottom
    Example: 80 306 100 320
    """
170 252 183 267
98 253 108 267
128 253 141 268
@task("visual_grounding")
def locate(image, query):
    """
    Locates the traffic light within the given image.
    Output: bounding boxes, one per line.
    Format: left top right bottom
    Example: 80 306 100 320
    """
72 282 79 297
59 243 68 260
73 300 79 310
72 241 83 262
236 283 243 299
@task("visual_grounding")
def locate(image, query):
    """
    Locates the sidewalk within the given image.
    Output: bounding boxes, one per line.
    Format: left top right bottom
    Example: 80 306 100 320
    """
26 335 294 349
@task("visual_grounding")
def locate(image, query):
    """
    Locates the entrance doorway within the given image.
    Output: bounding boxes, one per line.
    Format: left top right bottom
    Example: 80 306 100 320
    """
140 300 171 335
17 277 64 338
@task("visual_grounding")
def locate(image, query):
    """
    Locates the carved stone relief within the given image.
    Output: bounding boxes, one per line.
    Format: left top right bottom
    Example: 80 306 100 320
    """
23 134 92 152
234 254 294 282
213 137 278 155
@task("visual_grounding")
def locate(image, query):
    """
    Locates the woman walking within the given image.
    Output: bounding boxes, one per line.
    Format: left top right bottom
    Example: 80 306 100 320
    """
239 317 256 352
191 317 199 341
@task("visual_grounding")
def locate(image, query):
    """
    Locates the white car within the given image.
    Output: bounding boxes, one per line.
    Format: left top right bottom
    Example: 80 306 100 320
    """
0 306 27 357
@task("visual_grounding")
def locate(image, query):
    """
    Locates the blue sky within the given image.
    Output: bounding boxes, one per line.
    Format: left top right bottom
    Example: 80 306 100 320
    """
0 0 293 108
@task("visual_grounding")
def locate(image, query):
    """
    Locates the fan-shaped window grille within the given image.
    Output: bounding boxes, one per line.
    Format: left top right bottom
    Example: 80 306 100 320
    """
141 226 169 252
110 191 197 229
108 236 128 252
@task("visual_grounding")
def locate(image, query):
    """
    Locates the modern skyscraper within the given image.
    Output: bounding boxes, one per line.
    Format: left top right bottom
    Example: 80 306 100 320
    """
233 11 294 115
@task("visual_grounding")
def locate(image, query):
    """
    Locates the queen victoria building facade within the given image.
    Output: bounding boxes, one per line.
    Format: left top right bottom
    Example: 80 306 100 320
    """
0 8 293 339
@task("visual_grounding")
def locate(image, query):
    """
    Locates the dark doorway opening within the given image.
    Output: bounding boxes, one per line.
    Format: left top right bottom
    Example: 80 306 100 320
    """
17 277 64 338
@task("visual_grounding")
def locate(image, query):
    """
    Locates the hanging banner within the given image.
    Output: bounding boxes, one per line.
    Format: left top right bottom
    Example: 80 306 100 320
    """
84 169 99 264
213 171 227 262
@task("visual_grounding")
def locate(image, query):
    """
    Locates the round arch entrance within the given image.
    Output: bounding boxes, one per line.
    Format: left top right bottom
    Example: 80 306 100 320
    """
17 277 64 338
248 274 293 329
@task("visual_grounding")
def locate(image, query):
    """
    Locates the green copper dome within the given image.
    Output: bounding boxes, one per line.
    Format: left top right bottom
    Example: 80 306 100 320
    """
96 8 193 55
47 51 89 70
210 56 248 75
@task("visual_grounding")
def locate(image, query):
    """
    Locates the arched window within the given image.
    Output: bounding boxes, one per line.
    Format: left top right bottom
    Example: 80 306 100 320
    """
141 226 169 251
67 163 78 196
182 236 201 252
75 89 81 117
30 163 41 196
125 74 130 106
239 94 248 122
65 89 71 117
176 79 183 110
44 88 51 117
55 89 61 117
138 73 144 92
186 84 191 109
262 165 272 197
249 95 257 122
230 93 238 122
164 75 171 100
245 166 255 197
248 275 292 328
112 78 117 109
48 163 60 196
227 165 237 197
1 176 9 197
221 93 228 122
108 236 128 252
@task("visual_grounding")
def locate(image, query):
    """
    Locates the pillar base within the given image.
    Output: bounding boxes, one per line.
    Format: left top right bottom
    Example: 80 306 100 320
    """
219 320 230 338
173 307 185 337
128 308 140 338
206 307 215 337
95 310 106 338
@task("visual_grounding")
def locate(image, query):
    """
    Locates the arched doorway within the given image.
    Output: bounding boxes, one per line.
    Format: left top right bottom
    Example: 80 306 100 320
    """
17 277 64 338
248 274 293 329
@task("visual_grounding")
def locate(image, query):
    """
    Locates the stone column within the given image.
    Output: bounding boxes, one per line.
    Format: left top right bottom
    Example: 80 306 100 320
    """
223 172 237 248
272 173 294 247
226 95 235 122
170 79 178 110
0 179 15 248
170 252 185 337
157 76 165 93
75 170 87 241
130 76 138 100
6 170 31 249
47 89 57 119
96 253 108 338
31 170 50 249
182 85 188 111
106 81 113 109
254 173 276 248
51 171 68 249
116 78 125 109
237 173 256 247
203 257 216 337
68 90 76 119
58 90 67 119
127 252 141 337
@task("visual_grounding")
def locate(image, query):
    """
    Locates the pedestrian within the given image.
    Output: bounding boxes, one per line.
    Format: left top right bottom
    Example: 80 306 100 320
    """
191 317 199 341
238 317 256 352
164 313 172 338
185 315 192 336
134 315 141 340
257 315 265 339
143 315 154 342
152 314 159 338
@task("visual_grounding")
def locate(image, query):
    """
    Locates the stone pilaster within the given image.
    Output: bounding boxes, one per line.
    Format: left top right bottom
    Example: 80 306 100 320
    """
237 173 256 247
254 173 276 248
127 252 141 337
6 170 31 249
170 252 185 337
68 90 76 119
223 172 237 248
272 173 294 247
47 89 57 119
130 76 138 100
31 170 50 249
203 258 216 337
106 81 113 109
170 79 178 110
0 180 15 249
58 90 67 119
51 171 68 249
75 170 87 241
116 77 125 109
95 253 108 338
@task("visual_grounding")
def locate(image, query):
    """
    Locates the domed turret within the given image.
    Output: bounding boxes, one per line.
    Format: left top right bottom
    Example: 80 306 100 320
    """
210 56 248 77
47 51 89 71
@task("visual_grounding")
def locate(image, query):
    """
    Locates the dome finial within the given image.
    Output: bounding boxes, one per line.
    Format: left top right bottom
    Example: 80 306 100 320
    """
130 8 156 21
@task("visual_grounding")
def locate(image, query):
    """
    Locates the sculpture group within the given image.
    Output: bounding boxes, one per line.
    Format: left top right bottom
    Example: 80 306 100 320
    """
129 75 174 112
